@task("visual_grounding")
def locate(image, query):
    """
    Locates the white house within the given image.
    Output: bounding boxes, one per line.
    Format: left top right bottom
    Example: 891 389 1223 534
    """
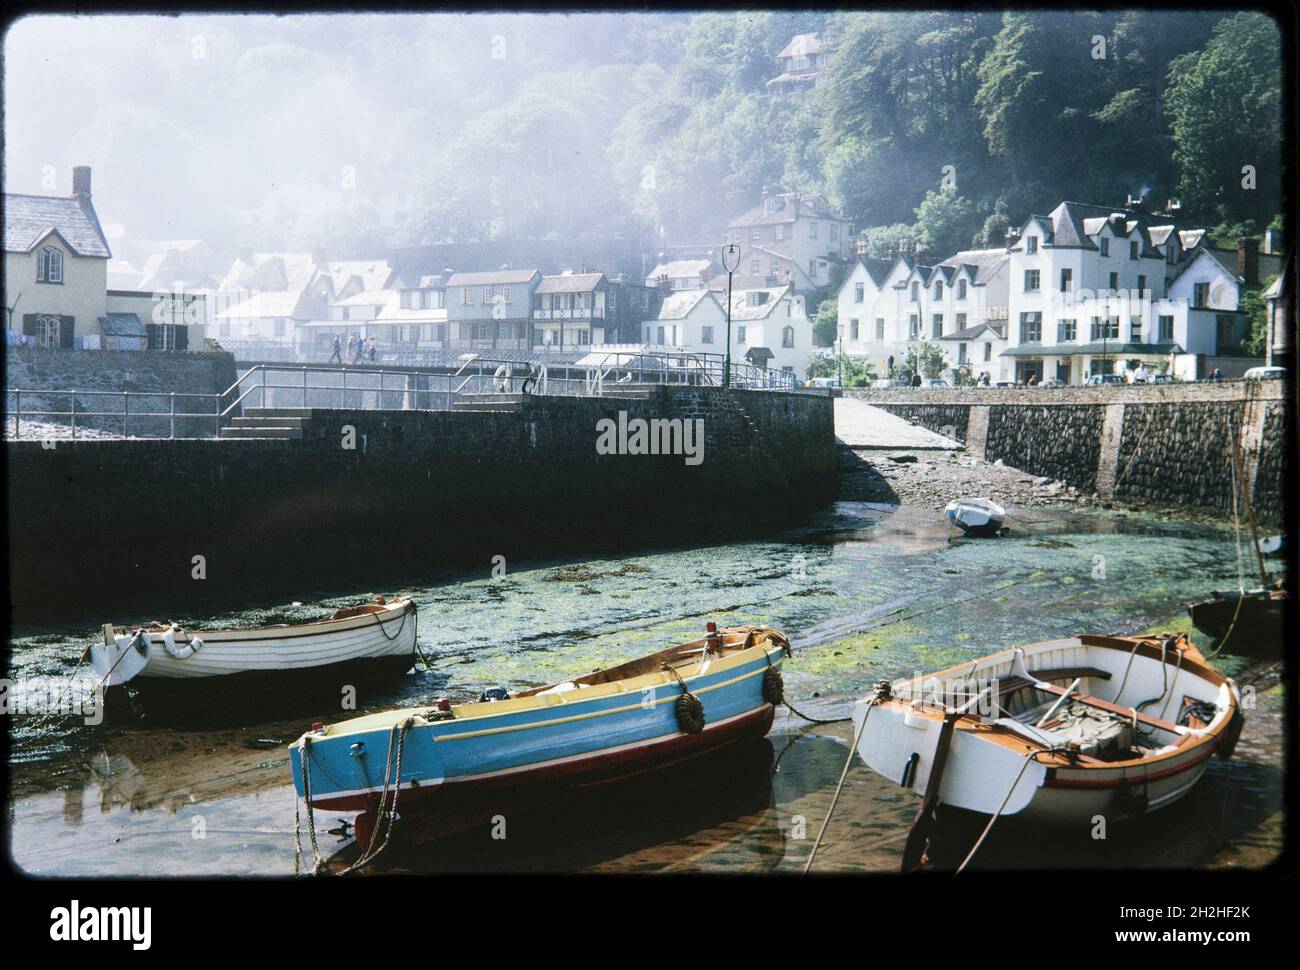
1000 201 1249 383
766 33 834 98
645 289 725 349
726 285 813 377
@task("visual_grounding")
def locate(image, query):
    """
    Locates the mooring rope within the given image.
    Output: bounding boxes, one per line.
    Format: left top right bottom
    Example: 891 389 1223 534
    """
802 692 882 875
953 747 1053 875
296 736 325 875
340 717 414 875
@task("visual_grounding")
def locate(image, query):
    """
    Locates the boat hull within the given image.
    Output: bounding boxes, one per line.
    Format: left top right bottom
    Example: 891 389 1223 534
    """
853 635 1239 826
1187 590 1285 657
290 633 786 845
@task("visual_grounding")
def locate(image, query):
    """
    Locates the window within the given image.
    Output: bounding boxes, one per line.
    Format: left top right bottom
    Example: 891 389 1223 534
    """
1026 236 1038 254
1090 316 1119 340
1108 272 1118 293
1136 275 1146 297
1130 317 1143 342
876 318 885 341
463 287 474 305
750 260 760 274
831 224 839 242
1159 315 1174 341
35 314 61 347
771 260 780 275
502 287 511 304
1193 282 1209 308
909 314 920 339
984 343 992 362
219 322 231 338
956 312 967 329
935 280 944 299
150 323 177 351
1020 312 1042 343
701 325 714 344
1060 268 1073 292
783 325 795 348
1099 238 1110 257
473 322 489 340
385 325 399 343
932 314 943 338
273 319 286 337
36 246 63 283
736 325 747 344
850 318 860 340
957 279 967 300
1129 240 1139 260
1058 319 1077 342
483 286 494 303
657 326 665 345
775 225 784 241
809 222 818 240
911 282 919 301
854 282 864 303
1024 270 1040 292
958 342 968 363
751 228 760 242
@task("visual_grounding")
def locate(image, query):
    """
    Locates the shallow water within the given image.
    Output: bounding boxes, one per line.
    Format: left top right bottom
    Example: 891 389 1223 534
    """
5 501 1284 875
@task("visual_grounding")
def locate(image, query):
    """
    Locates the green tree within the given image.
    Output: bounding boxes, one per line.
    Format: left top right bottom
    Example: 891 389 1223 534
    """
812 297 838 347
913 186 982 256
1166 13 1282 225
904 340 950 379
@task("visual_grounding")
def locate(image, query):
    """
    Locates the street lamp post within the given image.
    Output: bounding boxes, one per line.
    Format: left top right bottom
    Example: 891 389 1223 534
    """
721 242 740 388
836 331 843 387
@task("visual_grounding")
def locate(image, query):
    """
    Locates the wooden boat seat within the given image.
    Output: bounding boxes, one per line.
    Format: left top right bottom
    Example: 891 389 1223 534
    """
1023 680 1182 735
331 603 387 620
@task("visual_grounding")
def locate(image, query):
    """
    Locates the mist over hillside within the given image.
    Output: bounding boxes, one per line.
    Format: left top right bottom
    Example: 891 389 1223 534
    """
4 9 1282 265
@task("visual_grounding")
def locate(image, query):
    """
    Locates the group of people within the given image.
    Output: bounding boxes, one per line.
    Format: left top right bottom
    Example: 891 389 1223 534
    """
329 333 376 365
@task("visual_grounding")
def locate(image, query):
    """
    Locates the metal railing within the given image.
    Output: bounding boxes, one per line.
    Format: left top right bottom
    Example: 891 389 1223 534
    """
4 352 798 440
5 388 223 439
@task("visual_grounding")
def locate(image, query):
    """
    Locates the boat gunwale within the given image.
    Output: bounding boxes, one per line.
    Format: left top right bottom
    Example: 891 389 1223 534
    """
109 598 416 643
865 634 1237 772
297 631 786 742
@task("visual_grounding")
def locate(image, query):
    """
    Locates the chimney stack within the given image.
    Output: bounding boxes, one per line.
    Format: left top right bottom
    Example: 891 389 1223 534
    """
1004 227 1019 249
72 166 92 199
1264 227 1283 255
1237 237 1260 285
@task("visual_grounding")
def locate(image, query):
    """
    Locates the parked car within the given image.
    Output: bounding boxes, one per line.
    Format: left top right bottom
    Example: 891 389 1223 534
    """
1151 373 1174 383
1243 366 1287 381
923 379 950 388
1085 374 1126 385
807 376 841 388
1038 378 1067 387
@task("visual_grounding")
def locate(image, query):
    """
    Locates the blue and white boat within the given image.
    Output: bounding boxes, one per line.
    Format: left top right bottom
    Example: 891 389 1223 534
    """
289 624 789 851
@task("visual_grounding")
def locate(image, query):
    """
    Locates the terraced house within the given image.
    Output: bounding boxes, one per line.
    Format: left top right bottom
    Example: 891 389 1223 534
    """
445 268 541 352
836 197 1273 384
724 190 852 302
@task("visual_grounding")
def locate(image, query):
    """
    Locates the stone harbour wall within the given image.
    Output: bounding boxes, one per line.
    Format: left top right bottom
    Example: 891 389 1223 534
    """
843 381 1287 522
6 386 836 620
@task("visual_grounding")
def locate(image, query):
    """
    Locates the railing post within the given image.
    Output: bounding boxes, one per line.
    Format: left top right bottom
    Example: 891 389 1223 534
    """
170 392 176 439
71 390 79 439
13 390 19 439
303 366 308 408
261 366 267 409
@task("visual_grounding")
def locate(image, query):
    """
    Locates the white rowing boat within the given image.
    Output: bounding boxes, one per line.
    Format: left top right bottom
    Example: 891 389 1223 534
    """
89 597 418 694
944 497 1005 536
852 633 1242 834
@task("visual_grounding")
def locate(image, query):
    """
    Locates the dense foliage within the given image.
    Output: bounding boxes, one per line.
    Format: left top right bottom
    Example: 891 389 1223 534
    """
395 10 1281 255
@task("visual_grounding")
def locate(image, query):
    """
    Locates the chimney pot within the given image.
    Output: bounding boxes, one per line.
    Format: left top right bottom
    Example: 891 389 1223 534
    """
72 166 92 198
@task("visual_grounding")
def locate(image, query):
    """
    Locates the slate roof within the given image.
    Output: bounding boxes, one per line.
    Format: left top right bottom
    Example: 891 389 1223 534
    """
936 321 1007 341
1042 202 1163 257
729 286 791 321
657 290 718 321
322 260 395 293
219 253 318 294
333 288 398 307
4 193 112 257
446 269 540 287
97 312 146 337
777 32 826 59
646 259 715 281
936 248 1009 285
535 272 604 295
215 291 302 319
727 193 847 229
854 257 894 287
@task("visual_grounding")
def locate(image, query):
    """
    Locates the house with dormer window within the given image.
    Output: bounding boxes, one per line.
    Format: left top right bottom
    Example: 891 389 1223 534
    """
723 190 852 304
4 166 112 348
1000 200 1250 383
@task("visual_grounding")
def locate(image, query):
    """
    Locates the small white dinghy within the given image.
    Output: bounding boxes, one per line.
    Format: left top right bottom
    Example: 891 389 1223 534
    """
89 597 418 702
849 633 1243 868
944 497 1005 536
